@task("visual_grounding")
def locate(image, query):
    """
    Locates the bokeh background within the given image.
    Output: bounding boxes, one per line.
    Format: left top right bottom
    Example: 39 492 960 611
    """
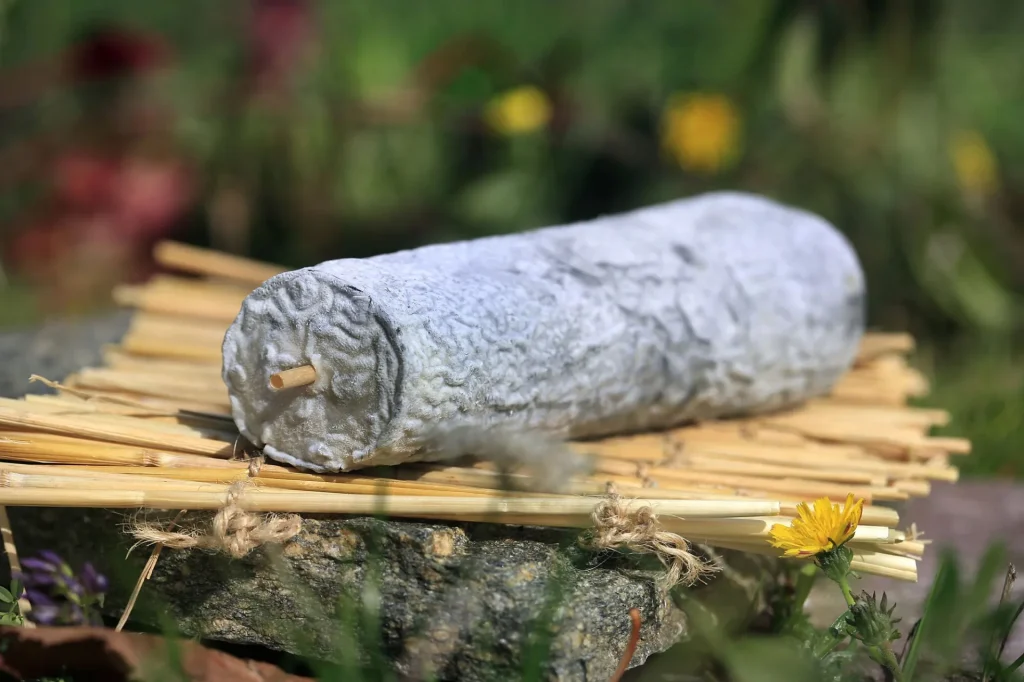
0 0 1021 475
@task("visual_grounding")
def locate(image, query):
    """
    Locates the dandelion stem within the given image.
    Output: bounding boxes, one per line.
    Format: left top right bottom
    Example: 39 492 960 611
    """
877 642 904 681
785 563 819 632
839 577 856 608
814 623 845 658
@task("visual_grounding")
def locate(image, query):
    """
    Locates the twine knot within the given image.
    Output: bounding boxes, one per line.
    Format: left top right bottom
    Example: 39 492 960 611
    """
583 494 716 588
131 482 301 558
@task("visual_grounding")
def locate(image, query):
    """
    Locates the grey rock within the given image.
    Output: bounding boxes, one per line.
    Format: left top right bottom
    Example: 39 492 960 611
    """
223 192 866 472
5 508 770 681
0 309 130 398
0 314 770 681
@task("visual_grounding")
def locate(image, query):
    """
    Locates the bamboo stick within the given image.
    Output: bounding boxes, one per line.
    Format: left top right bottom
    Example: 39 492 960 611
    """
270 366 318 390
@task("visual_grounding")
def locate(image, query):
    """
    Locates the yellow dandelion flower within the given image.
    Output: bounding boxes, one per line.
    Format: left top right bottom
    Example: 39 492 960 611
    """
769 494 864 558
484 85 552 136
660 92 741 174
950 129 999 196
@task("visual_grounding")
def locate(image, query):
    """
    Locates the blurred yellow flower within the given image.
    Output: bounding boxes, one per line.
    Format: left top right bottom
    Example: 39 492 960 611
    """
950 130 999 196
661 93 741 174
769 494 864 558
484 86 552 136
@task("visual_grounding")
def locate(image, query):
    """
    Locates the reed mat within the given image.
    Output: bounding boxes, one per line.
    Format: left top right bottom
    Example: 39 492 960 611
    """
0 242 972 584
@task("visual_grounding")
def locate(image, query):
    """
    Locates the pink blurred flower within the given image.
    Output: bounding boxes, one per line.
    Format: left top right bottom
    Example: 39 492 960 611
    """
4 215 65 269
66 26 171 83
247 0 315 96
109 157 193 239
52 152 119 211
6 154 193 292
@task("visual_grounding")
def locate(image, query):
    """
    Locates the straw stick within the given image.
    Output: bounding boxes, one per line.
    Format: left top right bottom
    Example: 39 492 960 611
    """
154 241 284 285
411 458 909 512
113 285 245 325
673 443 959 482
758 416 971 457
0 505 34 626
118 334 226 363
802 401 949 428
0 434 241 468
643 465 907 502
82 466 881 520
0 486 782 519
0 398 233 441
855 333 916 363
128 313 230 349
102 347 223 376
1 470 246 494
72 368 230 408
56 383 231 417
117 509 185 631
21 395 235 433
655 516 898 544
571 435 670 463
893 480 931 496
47 464 551 498
850 539 925 559
707 539 917 582
665 455 885 485
865 540 927 559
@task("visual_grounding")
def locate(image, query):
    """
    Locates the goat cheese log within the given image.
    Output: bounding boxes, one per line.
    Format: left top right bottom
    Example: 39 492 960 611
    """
222 192 866 472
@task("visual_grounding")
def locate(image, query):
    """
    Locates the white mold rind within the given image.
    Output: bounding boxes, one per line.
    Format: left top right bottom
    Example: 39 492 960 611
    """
222 192 867 472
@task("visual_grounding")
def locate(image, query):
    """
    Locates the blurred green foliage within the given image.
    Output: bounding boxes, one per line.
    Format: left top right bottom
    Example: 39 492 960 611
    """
0 0 1021 472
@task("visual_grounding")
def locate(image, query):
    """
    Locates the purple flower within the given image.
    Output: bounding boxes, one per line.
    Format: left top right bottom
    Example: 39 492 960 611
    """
20 557 59 573
80 562 109 594
25 588 56 607
38 550 66 567
21 551 108 627
69 603 87 626
20 570 58 587
30 604 60 625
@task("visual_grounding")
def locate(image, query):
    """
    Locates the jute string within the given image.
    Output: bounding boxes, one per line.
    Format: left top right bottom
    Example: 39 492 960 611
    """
582 494 716 588
130 481 302 559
